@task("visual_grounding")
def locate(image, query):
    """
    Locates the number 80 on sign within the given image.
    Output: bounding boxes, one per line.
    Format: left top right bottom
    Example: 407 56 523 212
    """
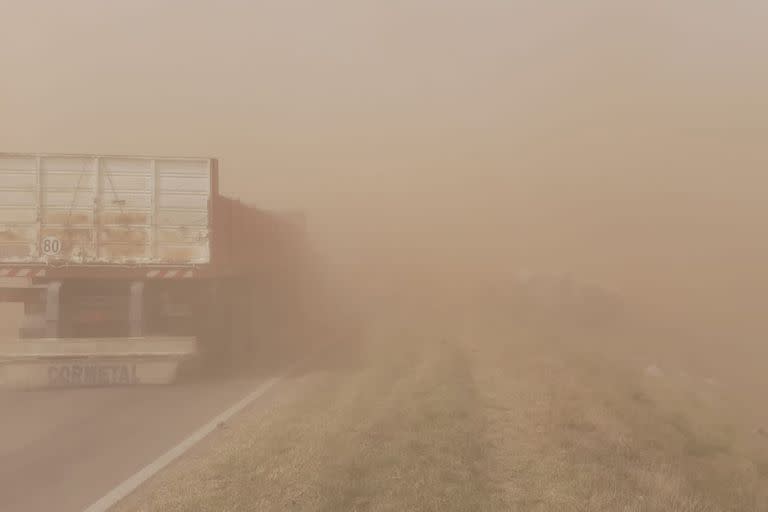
41 236 62 256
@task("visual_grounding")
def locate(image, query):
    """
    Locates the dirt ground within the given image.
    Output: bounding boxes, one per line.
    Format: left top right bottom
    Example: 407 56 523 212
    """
113 314 768 512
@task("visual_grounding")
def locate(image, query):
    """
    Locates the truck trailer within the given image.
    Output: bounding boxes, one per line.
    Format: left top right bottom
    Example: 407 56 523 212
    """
0 153 310 389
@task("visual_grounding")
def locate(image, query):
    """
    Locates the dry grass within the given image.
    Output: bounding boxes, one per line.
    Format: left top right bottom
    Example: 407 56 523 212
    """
114 327 501 512
468 322 768 511
114 318 768 512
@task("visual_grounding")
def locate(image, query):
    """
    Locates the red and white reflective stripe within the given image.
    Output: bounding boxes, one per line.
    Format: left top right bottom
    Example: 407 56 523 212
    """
0 268 196 279
0 268 47 278
146 269 195 279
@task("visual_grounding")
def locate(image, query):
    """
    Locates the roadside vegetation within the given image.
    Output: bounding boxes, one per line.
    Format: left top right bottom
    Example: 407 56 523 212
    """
468 322 768 511
115 314 768 512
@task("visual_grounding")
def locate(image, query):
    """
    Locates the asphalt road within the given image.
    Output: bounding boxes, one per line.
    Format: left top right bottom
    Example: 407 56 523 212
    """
0 375 276 512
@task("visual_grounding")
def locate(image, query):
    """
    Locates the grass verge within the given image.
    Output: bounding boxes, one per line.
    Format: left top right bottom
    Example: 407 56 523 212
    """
114 334 500 512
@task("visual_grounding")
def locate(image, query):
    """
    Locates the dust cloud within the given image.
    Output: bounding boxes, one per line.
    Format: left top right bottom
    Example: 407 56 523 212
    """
2 1 767 388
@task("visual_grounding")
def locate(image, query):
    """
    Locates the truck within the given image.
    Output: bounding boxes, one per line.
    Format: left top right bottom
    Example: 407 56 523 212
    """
0 153 311 389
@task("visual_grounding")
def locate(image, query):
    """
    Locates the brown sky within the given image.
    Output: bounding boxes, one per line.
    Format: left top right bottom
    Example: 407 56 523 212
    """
2 1 767 328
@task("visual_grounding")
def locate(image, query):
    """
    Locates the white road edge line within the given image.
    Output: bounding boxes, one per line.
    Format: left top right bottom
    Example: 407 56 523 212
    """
83 377 281 512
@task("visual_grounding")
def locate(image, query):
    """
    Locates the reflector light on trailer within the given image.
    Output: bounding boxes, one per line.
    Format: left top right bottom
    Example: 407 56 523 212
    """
0 268 47 278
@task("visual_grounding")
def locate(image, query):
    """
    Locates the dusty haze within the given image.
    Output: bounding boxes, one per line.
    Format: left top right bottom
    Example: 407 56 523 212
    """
2 1 767 334
4 3 768 510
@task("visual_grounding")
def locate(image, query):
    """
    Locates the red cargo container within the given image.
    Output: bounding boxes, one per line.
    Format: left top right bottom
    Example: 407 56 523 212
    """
210 194 309 279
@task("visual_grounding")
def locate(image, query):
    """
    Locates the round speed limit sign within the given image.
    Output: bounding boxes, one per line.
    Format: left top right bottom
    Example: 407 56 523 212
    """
41 236 63 256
